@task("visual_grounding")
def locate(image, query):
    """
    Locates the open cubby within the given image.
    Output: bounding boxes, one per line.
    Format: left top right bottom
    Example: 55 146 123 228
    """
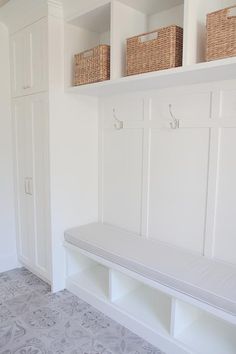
111 0 184 79
64 3 111 87
66 247 110 300
110 270 172 335
173 300 236 354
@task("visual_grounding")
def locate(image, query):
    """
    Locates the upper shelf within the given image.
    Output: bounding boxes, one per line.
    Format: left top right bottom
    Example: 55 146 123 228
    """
66 57 236 96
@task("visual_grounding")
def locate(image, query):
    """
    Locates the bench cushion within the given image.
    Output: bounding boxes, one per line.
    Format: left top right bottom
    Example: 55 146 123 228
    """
65 222 236 316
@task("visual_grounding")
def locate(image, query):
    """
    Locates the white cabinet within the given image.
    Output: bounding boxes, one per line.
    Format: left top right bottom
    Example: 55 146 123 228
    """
11 18 48 97
13 94 51 281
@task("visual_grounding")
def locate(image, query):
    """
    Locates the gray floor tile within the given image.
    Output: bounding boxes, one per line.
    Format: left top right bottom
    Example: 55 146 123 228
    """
0 268 165 354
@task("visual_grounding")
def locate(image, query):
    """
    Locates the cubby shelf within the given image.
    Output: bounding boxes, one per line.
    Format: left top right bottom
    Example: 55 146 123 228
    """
67 264 109 300
176 314 236 354
114 285 171 335
66 57 236 96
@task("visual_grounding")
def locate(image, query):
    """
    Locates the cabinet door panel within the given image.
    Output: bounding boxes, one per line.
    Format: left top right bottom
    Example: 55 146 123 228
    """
28 18 48 94
11 31 26 97
11 18 47 98
13 95 50 280
214 128 236 264
31 95 50 276
148 128 210 253
102 129 143 234
13 98 35 264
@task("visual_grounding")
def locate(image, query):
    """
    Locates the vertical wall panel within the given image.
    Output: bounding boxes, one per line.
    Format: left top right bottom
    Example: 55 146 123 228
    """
213 128 236 264
102 128 143 234
147 128 210 253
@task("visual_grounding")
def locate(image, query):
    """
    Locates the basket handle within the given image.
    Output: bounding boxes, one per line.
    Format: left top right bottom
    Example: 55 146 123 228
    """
139 31 158 43
227 6 236 19
83 49 94 58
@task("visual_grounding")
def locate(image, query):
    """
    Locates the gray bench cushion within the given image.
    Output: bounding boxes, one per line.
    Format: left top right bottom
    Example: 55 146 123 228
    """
65 222 236 317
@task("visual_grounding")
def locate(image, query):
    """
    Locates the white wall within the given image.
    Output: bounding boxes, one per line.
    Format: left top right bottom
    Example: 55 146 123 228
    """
100 81 236 266
48 13 98 292
0 23 17 272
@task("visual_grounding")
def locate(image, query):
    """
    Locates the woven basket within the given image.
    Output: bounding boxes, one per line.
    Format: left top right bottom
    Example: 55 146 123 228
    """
206 6 236 61
126 25 183 76
74 45 110 86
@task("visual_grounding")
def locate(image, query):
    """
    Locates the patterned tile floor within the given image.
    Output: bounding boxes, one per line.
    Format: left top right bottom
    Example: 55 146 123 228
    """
0 268 164 354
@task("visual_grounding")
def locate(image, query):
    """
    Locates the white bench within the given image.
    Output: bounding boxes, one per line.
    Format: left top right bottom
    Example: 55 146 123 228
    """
64 222 236 354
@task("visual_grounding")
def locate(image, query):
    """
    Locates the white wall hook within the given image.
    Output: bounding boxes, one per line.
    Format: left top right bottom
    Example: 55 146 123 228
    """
169 104 180 129
113 108 124 130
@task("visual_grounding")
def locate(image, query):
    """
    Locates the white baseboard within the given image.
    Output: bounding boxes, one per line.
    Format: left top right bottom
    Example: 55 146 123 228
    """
0 253 19 273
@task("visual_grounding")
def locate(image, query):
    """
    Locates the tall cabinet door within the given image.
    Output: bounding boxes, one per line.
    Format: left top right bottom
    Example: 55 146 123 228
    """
13 94 50 281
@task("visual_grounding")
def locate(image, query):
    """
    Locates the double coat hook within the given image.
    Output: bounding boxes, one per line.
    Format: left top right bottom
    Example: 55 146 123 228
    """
113 108 124 130
169 104 180 129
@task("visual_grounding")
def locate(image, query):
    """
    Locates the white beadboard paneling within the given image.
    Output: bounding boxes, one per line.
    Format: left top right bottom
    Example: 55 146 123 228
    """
102 94 145 127
213 128 236 264
147 128 210 253
102 128 143 234
151 91 212 127
220 89 236 121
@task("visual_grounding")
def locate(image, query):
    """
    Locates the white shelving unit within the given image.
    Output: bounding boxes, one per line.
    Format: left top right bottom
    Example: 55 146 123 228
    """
65 241 236 354
66 57 236 96
64 0 236 95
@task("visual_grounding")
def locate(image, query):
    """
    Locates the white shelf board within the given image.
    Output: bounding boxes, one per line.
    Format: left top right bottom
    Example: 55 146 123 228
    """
176 314 236 354
117 0 184 15
66 58 236 96
114 285 171 335
67 265 109 300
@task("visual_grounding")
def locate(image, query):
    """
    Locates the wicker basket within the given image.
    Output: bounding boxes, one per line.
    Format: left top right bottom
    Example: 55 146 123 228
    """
206 6 236 61
126 25 183 76
74 45 110 86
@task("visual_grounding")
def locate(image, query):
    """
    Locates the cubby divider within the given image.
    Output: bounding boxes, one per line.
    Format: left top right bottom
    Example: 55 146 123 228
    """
172 300 236 354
